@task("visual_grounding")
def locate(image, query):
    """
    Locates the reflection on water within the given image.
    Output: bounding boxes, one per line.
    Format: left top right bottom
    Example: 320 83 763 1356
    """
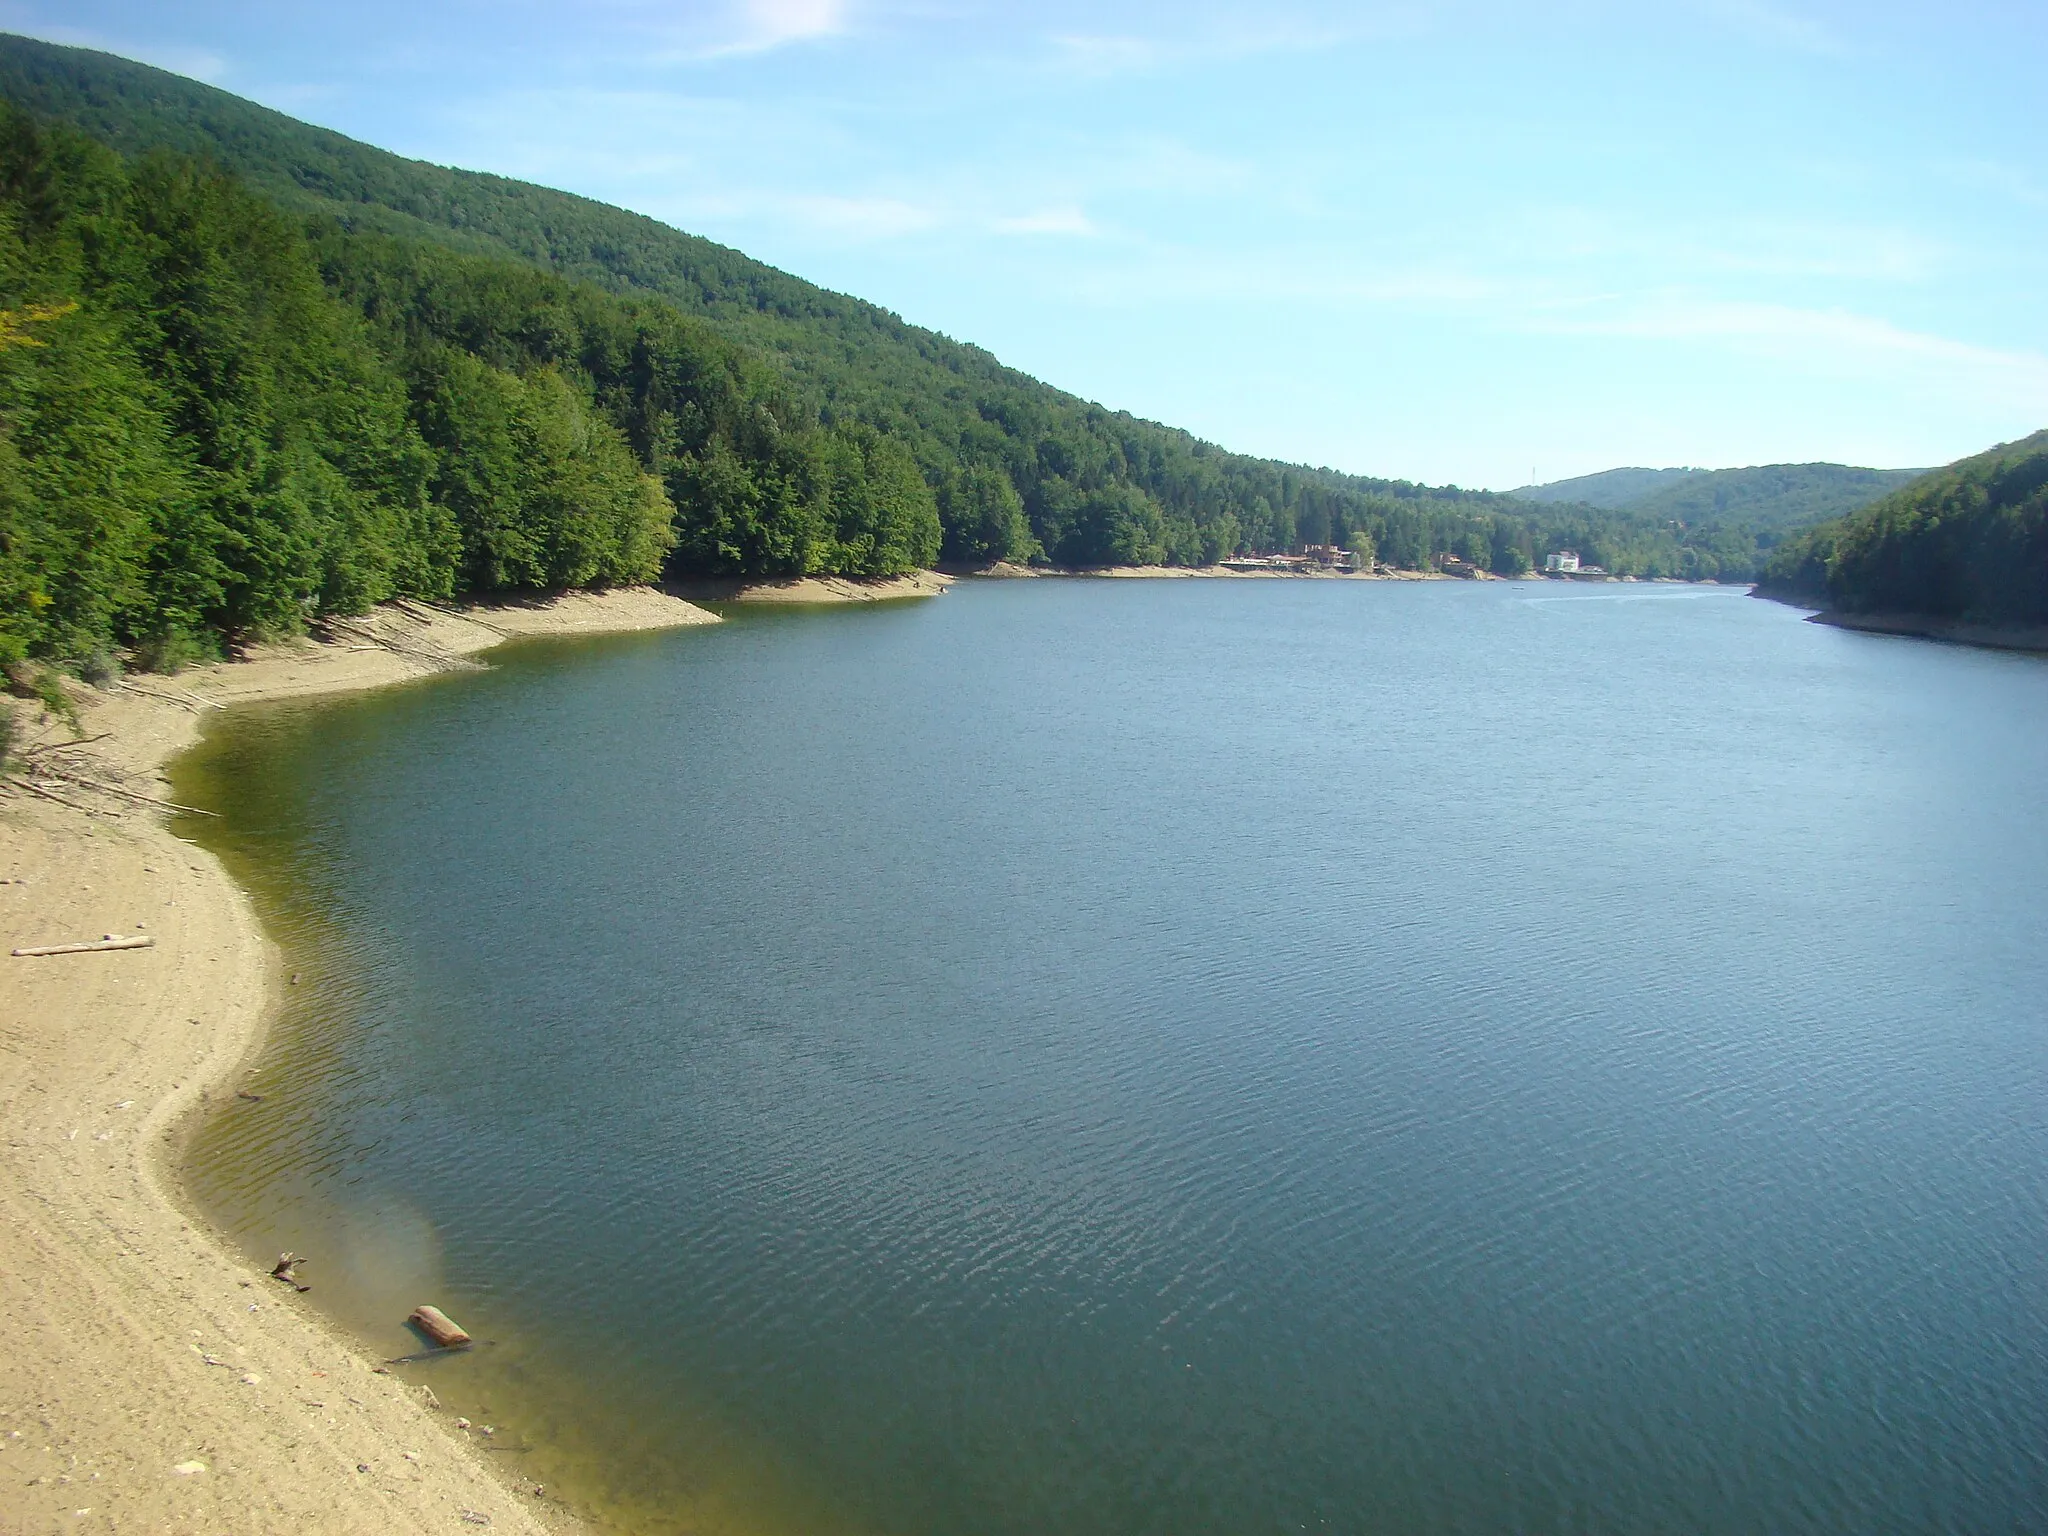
177 583 2048 1535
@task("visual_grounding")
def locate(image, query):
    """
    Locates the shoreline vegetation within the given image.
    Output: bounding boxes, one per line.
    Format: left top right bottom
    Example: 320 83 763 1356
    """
0 586 713 1535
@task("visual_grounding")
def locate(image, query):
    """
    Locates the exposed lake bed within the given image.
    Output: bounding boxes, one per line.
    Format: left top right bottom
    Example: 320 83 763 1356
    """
0 586 717 1536
168 578 2048 1535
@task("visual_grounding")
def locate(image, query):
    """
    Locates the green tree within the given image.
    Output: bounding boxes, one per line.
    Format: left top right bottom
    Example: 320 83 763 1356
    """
940 462 1037 565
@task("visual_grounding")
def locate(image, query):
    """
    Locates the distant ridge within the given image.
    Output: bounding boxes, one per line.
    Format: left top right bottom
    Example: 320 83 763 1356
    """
1518 463 1926 533
1512 467 1707 510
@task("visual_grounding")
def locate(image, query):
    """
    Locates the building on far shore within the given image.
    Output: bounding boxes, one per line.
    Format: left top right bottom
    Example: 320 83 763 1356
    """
1544 550 1611 578
1220 546 1358 574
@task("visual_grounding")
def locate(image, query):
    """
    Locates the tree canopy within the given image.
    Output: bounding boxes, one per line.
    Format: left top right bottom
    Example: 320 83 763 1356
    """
1759 431 2048 624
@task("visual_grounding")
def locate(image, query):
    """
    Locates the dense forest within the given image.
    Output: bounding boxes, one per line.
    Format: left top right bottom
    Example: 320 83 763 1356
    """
0 105 960 671
0 34 1865 676
1758 431 2048 624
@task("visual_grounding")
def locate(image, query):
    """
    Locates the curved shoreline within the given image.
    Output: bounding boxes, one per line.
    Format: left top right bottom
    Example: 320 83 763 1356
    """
1807 608 2048 654
0 588 717 1534
1749 588 2048 656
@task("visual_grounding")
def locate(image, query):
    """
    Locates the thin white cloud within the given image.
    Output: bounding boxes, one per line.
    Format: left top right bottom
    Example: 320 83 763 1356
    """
1541 294 2048 405
646 0 853 61
1047 6 1426 77
1511 205 1950 285
1698 0 1850 56
991 206 1097 237
781 192 941 237
734 0 851 50
1933 157 2048 210
1051 247 1500 307
1048 33 1162 75
639 185 945 242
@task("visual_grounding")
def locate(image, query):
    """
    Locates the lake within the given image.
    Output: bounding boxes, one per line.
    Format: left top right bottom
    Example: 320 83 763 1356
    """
175 578 2048 1535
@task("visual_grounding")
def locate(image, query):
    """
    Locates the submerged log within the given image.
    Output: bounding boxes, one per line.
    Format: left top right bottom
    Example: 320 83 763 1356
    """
408 1305 472 1348
12 935 154 957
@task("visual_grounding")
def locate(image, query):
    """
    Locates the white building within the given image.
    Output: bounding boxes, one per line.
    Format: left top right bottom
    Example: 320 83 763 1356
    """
1545 550 1581 573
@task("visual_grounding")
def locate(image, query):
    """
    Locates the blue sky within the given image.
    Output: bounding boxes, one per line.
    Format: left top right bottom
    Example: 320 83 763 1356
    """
14 0 2047 488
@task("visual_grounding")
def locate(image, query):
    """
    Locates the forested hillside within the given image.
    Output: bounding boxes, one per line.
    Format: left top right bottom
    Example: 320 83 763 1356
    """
0 106 944 670
0 32 1545 572
0 34 1867 676
1759 432 2048 624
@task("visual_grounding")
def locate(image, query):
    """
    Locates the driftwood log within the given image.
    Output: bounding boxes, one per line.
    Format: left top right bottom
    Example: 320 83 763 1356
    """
408 1305 472 1348
12 935 154 957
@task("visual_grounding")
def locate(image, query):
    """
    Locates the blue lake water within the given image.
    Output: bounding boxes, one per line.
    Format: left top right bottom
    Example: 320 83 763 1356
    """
178 579 2048 1534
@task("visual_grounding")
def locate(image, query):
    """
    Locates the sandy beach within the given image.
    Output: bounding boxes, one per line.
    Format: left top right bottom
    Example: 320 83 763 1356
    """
0 588 717 1536
672 570 954 604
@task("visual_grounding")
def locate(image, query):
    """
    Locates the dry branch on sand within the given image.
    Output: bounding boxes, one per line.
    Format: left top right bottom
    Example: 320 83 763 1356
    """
12 934 155 957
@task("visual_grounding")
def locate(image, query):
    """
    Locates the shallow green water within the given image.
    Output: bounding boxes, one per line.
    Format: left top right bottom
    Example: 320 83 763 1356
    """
177 580 2048 1534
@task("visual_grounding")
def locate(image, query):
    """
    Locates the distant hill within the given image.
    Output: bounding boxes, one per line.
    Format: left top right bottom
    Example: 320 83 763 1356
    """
1513 467 1707 509
1518 463 1925 531
1759 432 2048 625
1625 464 1926 534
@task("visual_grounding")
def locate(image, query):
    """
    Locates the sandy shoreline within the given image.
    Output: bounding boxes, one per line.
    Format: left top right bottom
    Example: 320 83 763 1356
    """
672 569 954 604
964 561 1451 581
0 588 717 1536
